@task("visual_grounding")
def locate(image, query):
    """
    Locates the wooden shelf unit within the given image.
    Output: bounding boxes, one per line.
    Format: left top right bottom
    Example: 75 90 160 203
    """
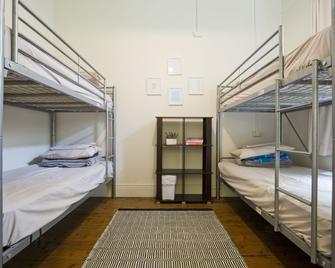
156 116 212 203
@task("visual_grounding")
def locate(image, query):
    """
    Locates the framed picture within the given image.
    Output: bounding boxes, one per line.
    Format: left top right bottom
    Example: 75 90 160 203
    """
167 58 182 75
146 78 161 95
168 87 183 106
188 77 204 95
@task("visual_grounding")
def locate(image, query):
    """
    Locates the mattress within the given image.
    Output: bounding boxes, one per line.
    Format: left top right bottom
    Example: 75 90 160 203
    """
4 26 112 108
218 160 332 256
221 26 331 109
3 161 113 247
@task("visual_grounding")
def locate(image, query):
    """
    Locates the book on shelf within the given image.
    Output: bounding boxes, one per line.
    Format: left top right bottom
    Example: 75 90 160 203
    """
186 137 203 145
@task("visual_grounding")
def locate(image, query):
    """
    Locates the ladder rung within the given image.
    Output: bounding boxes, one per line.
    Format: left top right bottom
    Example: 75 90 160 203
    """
277 147 311 156
277 187 311 206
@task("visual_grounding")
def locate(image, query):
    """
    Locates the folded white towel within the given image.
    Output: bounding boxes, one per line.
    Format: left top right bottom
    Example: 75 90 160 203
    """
50 143 97 151
41 143 101 160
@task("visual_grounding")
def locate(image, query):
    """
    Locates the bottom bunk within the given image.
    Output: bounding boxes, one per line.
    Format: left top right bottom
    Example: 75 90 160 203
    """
218 160 331 265
2 161 113 263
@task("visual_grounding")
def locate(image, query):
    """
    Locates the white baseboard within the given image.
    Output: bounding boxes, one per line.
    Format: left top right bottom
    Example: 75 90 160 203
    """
116 184 155 197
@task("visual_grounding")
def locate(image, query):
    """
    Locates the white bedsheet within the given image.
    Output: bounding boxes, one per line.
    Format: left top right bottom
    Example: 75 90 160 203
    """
3 161 112 247
222 26 331 109
4 27 112 108
218 160 332 256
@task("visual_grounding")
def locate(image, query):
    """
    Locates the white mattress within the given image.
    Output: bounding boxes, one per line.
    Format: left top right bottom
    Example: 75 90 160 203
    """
222 26 331 109
3 161 112 247
4 27 112 108
218 160 332 256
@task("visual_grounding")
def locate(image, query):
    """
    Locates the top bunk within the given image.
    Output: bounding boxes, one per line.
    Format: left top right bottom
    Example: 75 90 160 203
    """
217 26 332 113
3 0 112 113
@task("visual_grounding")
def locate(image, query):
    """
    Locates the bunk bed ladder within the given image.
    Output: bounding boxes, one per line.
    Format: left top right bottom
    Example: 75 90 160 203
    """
274 60 320 264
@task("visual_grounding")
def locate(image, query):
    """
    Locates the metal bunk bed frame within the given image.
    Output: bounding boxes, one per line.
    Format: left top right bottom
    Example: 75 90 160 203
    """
0 0 117 266
216 6 335 268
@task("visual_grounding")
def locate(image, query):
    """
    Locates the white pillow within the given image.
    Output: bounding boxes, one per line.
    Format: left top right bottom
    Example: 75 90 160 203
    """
41 146 100 160
230 145 294 160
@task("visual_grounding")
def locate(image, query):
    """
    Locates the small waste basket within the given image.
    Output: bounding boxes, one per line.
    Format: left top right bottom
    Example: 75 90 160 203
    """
162 175 177 200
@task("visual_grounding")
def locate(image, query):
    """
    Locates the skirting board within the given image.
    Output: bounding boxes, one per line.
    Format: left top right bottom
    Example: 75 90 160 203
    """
117 184 155 197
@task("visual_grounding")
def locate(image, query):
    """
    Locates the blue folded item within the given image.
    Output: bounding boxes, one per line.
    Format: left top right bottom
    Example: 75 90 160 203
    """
242 152 291 167
245 152 289 164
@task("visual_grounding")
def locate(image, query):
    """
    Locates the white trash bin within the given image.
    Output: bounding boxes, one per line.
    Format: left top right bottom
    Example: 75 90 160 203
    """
162 175 177 200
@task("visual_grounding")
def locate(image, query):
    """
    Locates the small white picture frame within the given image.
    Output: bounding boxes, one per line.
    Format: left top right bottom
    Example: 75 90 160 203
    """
188 77 204 95
168 87 183 106
167 58 182 75
146 78 161 95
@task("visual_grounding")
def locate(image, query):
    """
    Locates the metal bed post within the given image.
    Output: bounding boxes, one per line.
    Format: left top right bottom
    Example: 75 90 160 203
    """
11 0 18 62
104 82 109 189
274 79 281 233
274 25 284 233
112 86 116 199
0 0 4 266
278 25 284 80
310 59 319 264
332 0 335 266
50 112 56 147
216 85 221 200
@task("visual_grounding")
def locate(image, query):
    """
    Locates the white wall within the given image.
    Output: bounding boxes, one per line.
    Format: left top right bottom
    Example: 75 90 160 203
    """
3 106 50 171
53 0 281 197
3 0 55 171
281 0 331 52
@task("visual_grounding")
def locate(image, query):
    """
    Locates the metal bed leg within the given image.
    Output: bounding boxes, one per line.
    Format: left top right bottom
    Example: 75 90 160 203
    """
311 60 319 264
0 0 5 266
50 112 56 147
274 79 281 232
112 86 116 199
331 1 335 267
216 86 221 200
103 83 111 197
105 107 109 185
11 0 18 62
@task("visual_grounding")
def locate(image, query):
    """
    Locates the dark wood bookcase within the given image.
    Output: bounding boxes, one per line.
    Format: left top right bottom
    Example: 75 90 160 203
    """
156 116 212 203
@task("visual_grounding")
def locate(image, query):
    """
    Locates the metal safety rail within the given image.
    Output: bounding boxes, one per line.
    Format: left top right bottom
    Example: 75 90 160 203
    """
0 1 117 267
7 0 107 112
216 17 335 268
217 26 284 113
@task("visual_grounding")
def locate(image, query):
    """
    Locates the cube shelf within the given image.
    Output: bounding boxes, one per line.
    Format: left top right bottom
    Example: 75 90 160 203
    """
156 116 212 203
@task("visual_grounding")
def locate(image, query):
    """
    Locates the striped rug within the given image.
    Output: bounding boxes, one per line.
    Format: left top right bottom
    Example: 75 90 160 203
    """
82 209 247 268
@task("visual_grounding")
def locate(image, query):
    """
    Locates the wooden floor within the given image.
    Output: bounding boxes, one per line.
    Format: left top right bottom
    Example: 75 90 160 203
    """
5 197 319 268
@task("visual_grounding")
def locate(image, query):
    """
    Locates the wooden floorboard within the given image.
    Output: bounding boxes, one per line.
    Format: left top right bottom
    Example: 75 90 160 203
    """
5 197 319 268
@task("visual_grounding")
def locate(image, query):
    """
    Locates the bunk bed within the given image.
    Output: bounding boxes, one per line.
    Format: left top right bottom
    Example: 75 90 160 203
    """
216 20 334 268
0 0 116 265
